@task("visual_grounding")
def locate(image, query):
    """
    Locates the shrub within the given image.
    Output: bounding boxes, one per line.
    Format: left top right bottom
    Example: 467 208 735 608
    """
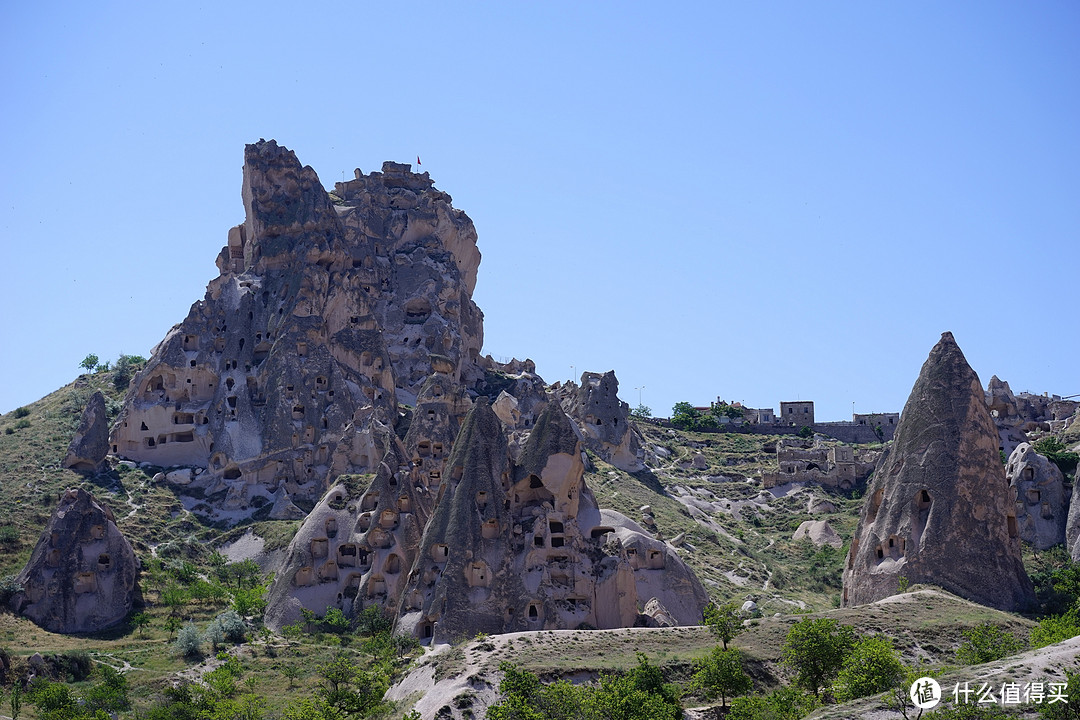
1034 437 1080 479
13 419 30 430
1031 608 1080 649
203 619 225 652
0 575 24 605
175 622 203 658
12 407 29 419
0 526 19 546
797 425 814 439
955 622 1023 664
217 610 247 643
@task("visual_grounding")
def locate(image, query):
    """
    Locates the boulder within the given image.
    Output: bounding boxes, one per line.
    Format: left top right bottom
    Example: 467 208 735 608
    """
807 497 837 514
13 488 139 633
63 391 109 473
842 332 1034 611
792 520 842 548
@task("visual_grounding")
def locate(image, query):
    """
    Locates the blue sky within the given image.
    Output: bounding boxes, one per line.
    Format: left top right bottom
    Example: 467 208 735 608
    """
1 2 1077 420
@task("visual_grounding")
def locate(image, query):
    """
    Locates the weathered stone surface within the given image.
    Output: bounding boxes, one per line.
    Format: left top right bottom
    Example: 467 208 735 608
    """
13 489 139 633
986 376 1079 455
1007 443 1066 551
109 141 484 524
807 497 837 514
842 332 1034 611
558 370 644 471
792 520 842 548
63 391 109 473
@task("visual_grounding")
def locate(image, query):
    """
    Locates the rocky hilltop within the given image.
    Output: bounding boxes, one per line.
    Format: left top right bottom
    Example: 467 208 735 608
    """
106 140 706 638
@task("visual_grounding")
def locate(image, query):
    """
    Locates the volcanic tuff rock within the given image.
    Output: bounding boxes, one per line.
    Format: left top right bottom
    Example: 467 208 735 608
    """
842 332 1035 611
13 489 139 633
140 142 712 638
558 370 644 472
109 141 484 523
792 520 842 548
1007 442 1067 551
63 390 110 473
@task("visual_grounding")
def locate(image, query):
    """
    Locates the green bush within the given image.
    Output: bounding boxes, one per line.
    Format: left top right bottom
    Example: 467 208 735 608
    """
833 635 905 701
690 646 752 707
782 617 855 696
1032 608 1080 649
727 686 820 720
13 419 30 430
175 622 203 658
12 407 29 418
0 526 19 546
1034 437 1079 479
216 610 247 643
955 622 1023 664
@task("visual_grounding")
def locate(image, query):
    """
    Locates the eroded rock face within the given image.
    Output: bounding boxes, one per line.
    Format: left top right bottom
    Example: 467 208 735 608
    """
13 489 138 633
559 370 644 472
109 142 484 523
842 332 1034 611
1007 443 1066 550
63 391 110 473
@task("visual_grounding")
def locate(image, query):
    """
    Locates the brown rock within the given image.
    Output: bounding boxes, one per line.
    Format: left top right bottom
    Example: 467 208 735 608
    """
842 332 1034 611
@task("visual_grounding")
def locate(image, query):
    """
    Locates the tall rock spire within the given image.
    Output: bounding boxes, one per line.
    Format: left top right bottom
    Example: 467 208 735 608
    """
842 332 1034 611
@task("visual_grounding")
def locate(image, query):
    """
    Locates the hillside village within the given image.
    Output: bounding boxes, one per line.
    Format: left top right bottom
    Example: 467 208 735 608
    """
0 142 1078 720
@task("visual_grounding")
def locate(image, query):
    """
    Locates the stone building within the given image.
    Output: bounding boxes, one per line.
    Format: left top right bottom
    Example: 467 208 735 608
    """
780 401 815 427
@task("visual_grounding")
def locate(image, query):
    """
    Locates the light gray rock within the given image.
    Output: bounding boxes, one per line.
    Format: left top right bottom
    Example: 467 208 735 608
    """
1007 443 1066 551
792 520 842 548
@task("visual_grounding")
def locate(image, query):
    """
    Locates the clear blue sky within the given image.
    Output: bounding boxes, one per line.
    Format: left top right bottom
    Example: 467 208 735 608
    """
2 2 1077 421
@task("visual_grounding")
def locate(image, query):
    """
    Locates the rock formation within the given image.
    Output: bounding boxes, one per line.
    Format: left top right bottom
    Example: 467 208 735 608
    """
63 391 110 473
169 142 713 638
792 520 842 548
842 332 1035 611
109 141 485 523
1006 442 1067 550
12 488 139 633
558 371 644 472
986 376 1079 456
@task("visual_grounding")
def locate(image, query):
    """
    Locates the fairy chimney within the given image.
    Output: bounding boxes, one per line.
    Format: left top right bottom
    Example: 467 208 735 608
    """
842 332 1034 611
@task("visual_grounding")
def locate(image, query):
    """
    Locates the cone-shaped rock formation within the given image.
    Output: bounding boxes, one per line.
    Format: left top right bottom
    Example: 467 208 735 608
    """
13 489 139 633
842 332 1034 611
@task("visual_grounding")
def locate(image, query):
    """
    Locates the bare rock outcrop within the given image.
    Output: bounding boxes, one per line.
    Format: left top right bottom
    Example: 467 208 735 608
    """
13 489 139 633
792 520 842 548
1007 443 1067 550
109 142 485 523
842 332 1035 611
63 391 110 473
558 370 644 472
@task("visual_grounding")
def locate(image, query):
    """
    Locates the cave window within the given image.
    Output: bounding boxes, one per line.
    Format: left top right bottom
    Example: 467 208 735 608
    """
140 422 149 431
297 342 307 357
1008 515 1018 538
529 475 543 489
98 554 111 571
1024 467 1035 482
528 604 538 619
916 490 931 510
534 536 544 547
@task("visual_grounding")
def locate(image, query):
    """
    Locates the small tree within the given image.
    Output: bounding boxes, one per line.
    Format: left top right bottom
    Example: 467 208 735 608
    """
10 683 20 720
691 646 752 711
203 618 226 653
955 622 1023 664
217 610 248 643
703 602 744 650
130 611 151 637
797 425 814 439
79 354 100 373
782 617 855 697
833 635 905 701
631 403 652 419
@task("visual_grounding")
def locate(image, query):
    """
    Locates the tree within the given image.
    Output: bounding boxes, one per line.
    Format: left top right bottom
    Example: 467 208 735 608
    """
630 404 652 419
130 611 151 637
703 602 744 650
781 617 855 697
317 651 387 716
79 354 100 373
671 402 702 430
797 425 814 439
691 646 752 711
955 622 1023 664
727 686 820 720
322 607 351 635
833 635 905 701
